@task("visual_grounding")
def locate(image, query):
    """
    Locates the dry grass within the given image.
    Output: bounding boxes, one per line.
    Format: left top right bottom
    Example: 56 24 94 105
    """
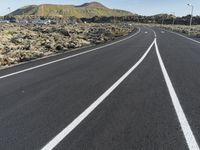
161 25 200 37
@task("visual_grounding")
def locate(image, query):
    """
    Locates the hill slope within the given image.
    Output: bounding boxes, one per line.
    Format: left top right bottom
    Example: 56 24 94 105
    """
9 2 133 18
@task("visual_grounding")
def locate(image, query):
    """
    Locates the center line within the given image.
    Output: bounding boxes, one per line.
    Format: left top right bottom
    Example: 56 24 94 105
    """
41 38 156 150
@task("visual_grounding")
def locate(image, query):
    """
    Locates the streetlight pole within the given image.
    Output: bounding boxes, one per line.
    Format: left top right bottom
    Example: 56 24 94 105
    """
171 12 176 26
162 17 165 26
170 12 176 31
187 4 194 36
7 7 11 19
8 7 11 13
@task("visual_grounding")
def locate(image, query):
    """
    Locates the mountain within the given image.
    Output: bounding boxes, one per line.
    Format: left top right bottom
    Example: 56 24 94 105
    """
76 2 107 8
8 2 133 18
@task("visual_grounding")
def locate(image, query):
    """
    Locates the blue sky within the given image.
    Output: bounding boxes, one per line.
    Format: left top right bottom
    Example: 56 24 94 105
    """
0 0 199 16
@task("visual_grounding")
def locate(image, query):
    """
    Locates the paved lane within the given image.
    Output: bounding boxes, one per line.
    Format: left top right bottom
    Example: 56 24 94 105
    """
154 28 200 149
55 46 188 150
0 27 155 149
0 26 200 150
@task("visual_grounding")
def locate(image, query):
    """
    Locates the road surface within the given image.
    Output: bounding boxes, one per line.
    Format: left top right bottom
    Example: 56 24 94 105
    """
0 27 200 150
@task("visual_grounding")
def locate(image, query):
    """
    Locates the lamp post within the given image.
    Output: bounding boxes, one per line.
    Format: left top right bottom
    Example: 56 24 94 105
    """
8 7 11 13
161 16 165 26
7 7 11 19
187 4 194 36
171 12 176 25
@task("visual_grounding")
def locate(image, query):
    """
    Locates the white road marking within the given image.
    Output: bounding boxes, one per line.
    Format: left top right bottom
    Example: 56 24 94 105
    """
143 26 156 38
163 29 200 44
0 28 141 80
155 38 200 150
149 28 157 38
145 31 148 34
41 39 156 150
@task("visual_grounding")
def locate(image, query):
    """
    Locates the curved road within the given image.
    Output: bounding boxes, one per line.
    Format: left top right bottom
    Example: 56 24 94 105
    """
0 27 200 150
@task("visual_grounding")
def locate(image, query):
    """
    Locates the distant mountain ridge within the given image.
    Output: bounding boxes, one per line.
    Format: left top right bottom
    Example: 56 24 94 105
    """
9 2 133 18
76 2 107 8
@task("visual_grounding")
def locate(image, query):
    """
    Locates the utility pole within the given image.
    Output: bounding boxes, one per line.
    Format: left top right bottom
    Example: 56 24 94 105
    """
162 17 165 26
170 12 176 31
8 7 11 13
8 7 11 17
171 12 176 25
187 4 194 36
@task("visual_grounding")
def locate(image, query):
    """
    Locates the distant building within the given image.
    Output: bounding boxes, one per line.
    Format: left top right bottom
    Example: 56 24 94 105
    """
0 19 10 23
32 19 51 25
9 18 17 23
18 19 29 24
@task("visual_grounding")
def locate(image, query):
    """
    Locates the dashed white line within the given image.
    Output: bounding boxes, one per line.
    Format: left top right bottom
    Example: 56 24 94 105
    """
155 38 200 150
41 38 156 150
0 28 141 80
161 31 165 34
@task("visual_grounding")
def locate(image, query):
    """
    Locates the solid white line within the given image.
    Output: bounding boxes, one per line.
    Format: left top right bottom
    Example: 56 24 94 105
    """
163 29 200 44
151 29 157 38
143 26 156 38
0 28 141 80
155 39 200 150
41 39 156 150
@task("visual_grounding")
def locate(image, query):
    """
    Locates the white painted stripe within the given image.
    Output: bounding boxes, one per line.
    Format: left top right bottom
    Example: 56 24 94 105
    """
0 28 141 80
155 39 200 150
163 29 200 44
143 26 156 38
147 27 157 38
41 39 156 150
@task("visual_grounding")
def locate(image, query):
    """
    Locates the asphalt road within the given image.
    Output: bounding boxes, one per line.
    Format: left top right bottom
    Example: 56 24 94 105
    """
0 26 200 150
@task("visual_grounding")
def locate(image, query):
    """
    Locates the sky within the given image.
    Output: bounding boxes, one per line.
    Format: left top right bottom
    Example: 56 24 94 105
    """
0 0 199 17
